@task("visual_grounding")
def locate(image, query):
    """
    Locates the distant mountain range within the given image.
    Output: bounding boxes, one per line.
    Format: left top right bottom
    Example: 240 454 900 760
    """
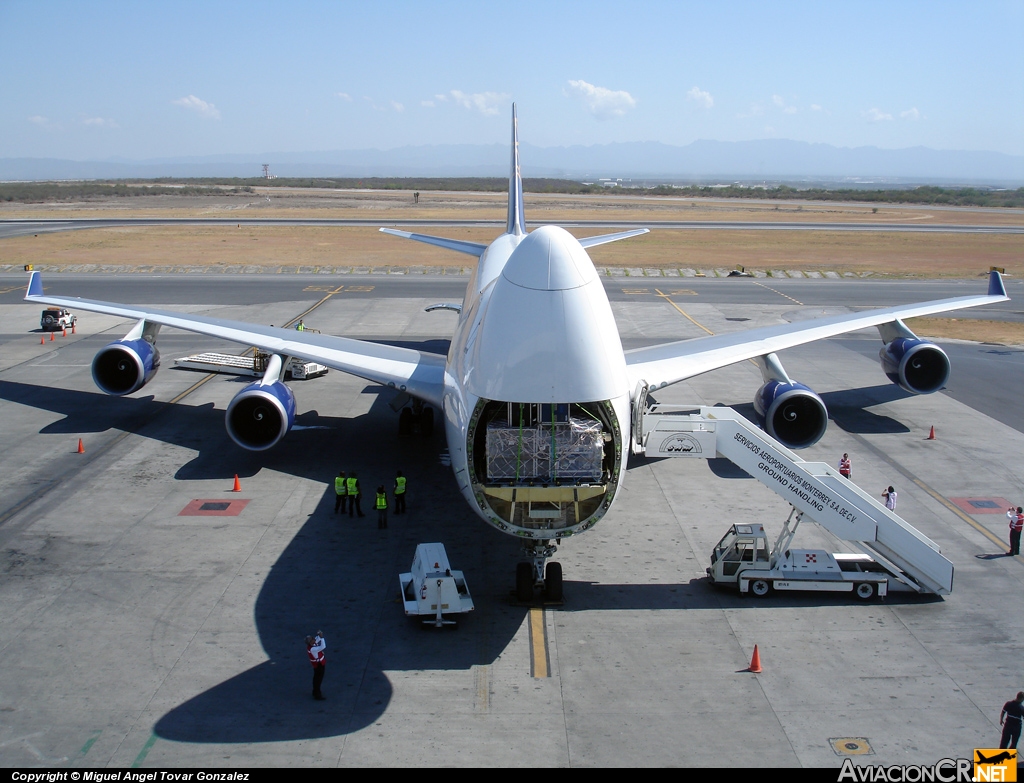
3 139 1023 187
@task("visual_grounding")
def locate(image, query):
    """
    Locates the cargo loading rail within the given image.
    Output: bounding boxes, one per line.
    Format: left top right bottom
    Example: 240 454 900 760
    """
640 404 954 595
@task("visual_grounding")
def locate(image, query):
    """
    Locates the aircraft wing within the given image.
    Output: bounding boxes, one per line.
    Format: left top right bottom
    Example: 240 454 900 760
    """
578 228 650 248
625 271 1009 390
24 272 446 408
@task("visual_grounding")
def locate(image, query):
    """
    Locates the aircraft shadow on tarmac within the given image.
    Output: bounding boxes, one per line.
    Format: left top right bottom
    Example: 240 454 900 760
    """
0 374 926 744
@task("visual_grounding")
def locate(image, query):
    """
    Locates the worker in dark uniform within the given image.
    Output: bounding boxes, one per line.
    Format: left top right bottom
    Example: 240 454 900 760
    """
347 472 364 517
1000 691 1024 748
376 485 388 529
394 470 407 515
334 471 347 514
306 631 326 701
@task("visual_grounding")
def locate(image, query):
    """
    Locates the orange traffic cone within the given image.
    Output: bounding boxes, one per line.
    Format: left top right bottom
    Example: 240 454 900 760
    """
927 426 936 440
72 324 76 334
49 331 54 341
40 335 45 345
76 438 85 454
748 645 763 673
62 328 67 337
232 474 241 492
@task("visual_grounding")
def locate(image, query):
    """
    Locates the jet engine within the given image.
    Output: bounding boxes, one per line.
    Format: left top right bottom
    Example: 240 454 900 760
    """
753 380 828 449
91 339 160 396
879 338 950 394
225 379 296 451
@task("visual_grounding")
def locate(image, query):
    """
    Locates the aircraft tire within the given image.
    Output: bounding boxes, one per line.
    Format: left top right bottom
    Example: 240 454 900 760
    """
545 562 563 602
420 406 434 438
398 408 413 437
516 562 533 602
855 582 876 600
749 578 771 597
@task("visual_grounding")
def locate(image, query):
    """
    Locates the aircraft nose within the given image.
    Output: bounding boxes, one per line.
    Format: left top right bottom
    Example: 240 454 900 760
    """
501 225 599 291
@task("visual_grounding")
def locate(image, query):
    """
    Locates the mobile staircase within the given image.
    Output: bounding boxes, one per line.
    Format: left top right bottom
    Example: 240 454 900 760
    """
638 404 954 595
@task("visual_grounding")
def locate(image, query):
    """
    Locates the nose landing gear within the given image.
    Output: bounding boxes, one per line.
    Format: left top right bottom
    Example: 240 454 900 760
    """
514 540 563 604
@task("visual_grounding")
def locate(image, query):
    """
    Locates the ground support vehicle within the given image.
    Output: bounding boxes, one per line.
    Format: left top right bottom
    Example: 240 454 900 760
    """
40 308 76 331
399 543 474 627
708 510 897 599
637 403 953 595
173 351 327 379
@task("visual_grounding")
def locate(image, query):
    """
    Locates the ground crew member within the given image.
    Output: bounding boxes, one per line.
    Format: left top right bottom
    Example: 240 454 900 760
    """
376 485 388 529
1007 506 1023 556
334 471 347 514
347 472 364 517
296 320 306 331
306 631 326 701
838 453 851 479
394 470 407 514
1001 691 1024 748
882 486 897 511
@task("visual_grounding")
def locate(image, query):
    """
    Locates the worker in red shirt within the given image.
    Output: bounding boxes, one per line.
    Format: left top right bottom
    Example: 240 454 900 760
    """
306 631 326 701
1007 506 1023 556
838 453 852 479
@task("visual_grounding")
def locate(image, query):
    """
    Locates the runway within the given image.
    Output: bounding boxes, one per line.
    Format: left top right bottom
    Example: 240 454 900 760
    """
0 274 1023 767
1 216 1023 240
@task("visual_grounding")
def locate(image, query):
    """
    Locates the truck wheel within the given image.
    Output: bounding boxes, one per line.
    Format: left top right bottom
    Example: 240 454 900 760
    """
544 562 563 602
516 562 534 602
750 578 771 597
855 582 876 600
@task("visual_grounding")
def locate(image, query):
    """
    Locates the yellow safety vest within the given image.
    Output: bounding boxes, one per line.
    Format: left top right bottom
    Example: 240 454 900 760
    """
376 492 387 510
395 476 406 494
335 477 346 495
346 477 358 495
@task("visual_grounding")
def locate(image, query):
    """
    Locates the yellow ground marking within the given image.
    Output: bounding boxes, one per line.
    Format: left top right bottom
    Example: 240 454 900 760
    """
752 281 803 305
529 607 550 678
910 479 1008 549
0 285 24 294
655 289 715 336
621 288 649 295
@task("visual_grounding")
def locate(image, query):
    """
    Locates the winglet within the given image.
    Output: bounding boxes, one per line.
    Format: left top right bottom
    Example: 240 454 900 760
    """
988 269 1007 298
506 104 526 237
25 270 43 299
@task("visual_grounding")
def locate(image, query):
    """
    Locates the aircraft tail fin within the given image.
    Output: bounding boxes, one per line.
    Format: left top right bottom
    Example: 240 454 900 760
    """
506 104 526 237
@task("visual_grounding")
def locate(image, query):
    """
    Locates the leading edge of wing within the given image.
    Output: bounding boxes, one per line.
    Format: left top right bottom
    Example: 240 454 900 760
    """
25 275 446 407
577 228 649 248
379 227 488 257
625 271 1010 390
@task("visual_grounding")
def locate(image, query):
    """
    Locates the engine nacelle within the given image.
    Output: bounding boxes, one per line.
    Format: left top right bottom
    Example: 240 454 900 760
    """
879 338 950 394
91 339 160 396
753 380 828 449
225 380 296 451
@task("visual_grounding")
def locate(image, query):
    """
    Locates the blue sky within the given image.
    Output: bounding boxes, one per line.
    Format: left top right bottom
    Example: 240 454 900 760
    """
2 0 1022 160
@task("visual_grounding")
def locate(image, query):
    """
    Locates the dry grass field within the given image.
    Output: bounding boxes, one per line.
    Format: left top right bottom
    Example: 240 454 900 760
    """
2 189 1022 278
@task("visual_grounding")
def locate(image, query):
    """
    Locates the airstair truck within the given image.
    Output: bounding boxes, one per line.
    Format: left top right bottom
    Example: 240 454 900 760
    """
707 510 892 599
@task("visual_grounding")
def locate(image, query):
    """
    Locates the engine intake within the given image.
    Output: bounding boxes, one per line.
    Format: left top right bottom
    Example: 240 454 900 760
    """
753 380 828 449
879 338 950 394
225 380 296 451
91 339 160 396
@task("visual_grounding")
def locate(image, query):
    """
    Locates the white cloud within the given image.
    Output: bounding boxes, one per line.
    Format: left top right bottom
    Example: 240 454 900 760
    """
772 94 798 114
449 90 509 116
173 95 221 119
434 94 448 102
83 116 118 128
900 107 921 120
566 80 636 119
390 101 404 113
421 100 435 107
864 107 893 122
335 92 352 101
28 115 50 126
810 104 822 111
686 86 713 108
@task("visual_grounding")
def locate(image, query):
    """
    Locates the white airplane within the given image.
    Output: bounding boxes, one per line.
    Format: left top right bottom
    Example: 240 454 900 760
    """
24 106 1009 601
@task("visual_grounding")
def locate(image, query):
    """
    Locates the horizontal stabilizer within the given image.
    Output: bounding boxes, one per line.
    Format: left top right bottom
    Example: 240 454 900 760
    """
379 227 487 257
577 228 650 248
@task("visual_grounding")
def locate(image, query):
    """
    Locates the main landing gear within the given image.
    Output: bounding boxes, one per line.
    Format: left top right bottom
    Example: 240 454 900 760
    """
515 540 563 604
398 399 434 438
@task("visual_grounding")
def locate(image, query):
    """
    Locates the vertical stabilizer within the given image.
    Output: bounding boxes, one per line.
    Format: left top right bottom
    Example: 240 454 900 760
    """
506 104 526 236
